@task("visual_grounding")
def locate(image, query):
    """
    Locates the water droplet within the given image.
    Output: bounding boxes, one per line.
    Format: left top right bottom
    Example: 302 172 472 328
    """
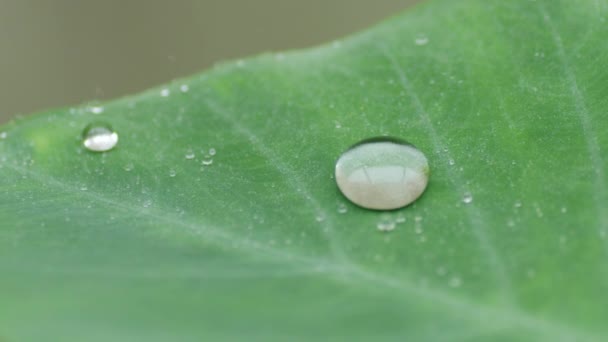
514 201 522 208
123 162 134 172
448 159 455 166
201 158 213 166
560 207 567 213
395 213 406 223
376 214 395 232
82 123 118 152
169 169 177 177
0 132 7 139
208 148 216 156
415 35 429 46
462 192 473 204
315 214 325 222
80 185 88 191
335 137 430 210
337 203 348 214
160 88 170 97
143 200 152 208
88 105 104 114
185 150 195 160
179 85 189 93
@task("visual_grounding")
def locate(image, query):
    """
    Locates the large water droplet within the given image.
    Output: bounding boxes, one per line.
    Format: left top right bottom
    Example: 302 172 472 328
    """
335 137 429 210
82 123 118 152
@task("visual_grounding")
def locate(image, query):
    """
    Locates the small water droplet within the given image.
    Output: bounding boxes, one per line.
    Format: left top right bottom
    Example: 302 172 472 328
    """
462 192 473 204
560 207 567 213
208 148 216 156
415 35 429 46
80 185 88 191
201 158 213 166
160 88 170 97
169 169 177 177
337 203 348 214
335 137 430 210
315 214 325 222
414 215 423 223
376 214 395 232
143 200 152 208
514 201 522 208
179 85 189 93
123 163 134 172
185 150 195 160
82 123 118 152
448 159 455 166
88 105 104 114
0 132 7 140
395 213 406 223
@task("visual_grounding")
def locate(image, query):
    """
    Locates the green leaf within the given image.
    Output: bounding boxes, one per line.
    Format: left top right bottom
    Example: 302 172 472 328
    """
1 0 607 340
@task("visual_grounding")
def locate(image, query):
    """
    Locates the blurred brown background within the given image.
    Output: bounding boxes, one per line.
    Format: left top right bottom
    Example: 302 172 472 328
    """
0 0 418 123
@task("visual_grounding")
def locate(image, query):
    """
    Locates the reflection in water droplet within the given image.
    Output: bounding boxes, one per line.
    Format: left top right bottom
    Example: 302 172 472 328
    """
337 203 348 214
123 163 134 172
169 169 177 177
185 150 195 160
209 148 216 156
82 123 118 152
202 159 213 166
462 192 473 204
335 137 429 210
448 159 455 166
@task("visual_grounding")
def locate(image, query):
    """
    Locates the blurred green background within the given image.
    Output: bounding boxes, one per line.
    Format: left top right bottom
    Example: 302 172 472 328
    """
0 0 418 123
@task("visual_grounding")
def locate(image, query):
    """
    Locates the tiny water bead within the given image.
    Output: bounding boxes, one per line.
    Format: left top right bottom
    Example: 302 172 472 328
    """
82 123 118 152
335 137 430 210
462 192 473 204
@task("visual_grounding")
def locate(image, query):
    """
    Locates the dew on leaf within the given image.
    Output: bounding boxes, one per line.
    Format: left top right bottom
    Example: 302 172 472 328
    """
335 137 430 210
376 214 395 232
202 158 213 166
82 123 118 152
337 203 348 214
185 150 195 160
0 132 7 139
209 148 217 156
87 105 104 114
160 88 170 97
169 169 177 177
415 35 429 46
462 192 473 204
179 85 189 93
